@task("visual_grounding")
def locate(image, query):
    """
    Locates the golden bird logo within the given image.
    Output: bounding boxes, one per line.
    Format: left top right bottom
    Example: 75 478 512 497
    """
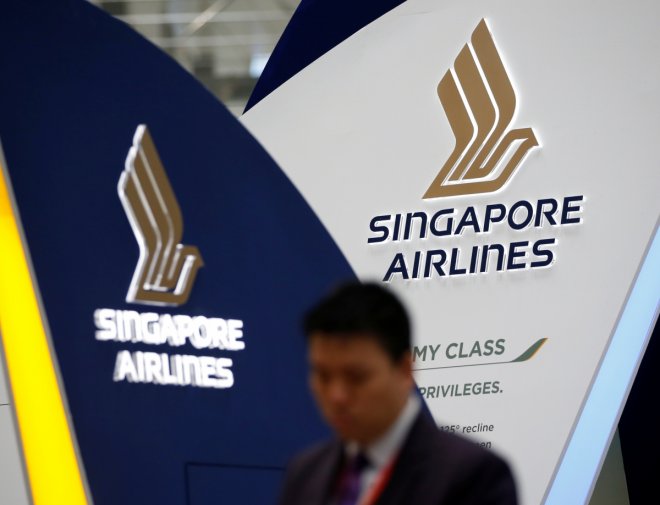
424 19 538 199
118 125 204 306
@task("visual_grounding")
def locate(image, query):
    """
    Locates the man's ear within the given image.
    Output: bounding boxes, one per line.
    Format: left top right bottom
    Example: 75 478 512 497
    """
398 350 414 381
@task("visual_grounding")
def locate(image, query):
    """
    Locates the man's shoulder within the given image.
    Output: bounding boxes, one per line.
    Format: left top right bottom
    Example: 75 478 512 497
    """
398 412 518 503
436 429 510 476
288 438 338 468
277 439 341 505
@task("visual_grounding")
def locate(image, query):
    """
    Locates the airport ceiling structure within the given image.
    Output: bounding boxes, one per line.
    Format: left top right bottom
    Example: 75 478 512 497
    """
91 0 298 115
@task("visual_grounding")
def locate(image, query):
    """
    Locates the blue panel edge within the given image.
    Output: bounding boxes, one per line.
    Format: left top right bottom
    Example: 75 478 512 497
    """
245 0 405 112
544 223 660 505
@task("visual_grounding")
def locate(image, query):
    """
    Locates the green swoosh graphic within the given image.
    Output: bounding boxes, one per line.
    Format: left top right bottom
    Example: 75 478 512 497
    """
510 338 547 362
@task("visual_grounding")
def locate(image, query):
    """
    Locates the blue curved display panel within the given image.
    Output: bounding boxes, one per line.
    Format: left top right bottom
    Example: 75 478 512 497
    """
0 1 354 504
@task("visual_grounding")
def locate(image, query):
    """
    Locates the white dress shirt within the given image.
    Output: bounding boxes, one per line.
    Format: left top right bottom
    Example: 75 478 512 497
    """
343 392 421 504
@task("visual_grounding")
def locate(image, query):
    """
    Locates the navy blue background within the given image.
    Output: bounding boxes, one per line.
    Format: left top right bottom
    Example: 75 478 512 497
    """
619 320 660 505
0 1 354 504
245 0 405 112
186 463 283 505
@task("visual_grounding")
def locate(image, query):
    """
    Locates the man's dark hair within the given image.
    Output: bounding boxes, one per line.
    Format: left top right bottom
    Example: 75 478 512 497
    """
303 281 411 362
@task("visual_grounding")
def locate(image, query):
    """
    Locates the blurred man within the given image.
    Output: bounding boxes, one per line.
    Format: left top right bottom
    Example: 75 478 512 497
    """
277 282 517 505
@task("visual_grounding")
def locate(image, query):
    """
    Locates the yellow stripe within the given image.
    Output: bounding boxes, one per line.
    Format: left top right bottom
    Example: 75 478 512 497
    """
0 162 88 504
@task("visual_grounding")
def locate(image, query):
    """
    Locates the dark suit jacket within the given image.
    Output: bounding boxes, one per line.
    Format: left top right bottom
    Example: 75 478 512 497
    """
277 411 517 505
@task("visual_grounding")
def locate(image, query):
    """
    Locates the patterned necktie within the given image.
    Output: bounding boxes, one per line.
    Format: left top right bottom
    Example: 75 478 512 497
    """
335 451 370 505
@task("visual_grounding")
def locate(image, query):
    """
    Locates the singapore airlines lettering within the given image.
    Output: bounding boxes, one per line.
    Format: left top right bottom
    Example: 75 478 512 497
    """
366 20 584 282
94 125 245 389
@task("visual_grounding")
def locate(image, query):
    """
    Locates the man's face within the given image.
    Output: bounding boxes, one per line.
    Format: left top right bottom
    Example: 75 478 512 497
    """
308 332 413 446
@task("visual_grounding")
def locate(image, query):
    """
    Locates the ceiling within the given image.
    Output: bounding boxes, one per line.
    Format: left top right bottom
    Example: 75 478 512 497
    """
92 0 299 115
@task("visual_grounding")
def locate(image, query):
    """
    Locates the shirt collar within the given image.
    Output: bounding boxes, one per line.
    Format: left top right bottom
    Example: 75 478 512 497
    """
346 392 421 470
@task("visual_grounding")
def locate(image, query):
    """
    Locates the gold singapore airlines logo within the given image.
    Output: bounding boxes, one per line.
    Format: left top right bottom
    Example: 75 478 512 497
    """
118 125 204 306
424 19 538 199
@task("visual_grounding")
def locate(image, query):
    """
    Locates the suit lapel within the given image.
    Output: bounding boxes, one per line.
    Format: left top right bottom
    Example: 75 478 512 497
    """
374 411 437 505
305 441 343 505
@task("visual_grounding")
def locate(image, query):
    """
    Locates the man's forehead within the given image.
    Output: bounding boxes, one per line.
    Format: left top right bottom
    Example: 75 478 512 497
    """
308 332 393 361
308 331 384 350
309 330 381 342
